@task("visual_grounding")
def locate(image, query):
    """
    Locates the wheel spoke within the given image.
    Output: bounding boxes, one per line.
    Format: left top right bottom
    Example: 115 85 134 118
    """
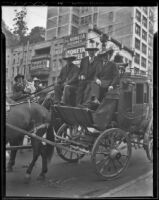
111 159 118 172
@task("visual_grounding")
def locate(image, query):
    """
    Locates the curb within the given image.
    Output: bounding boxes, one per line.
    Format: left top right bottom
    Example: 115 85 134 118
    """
99 170 153 197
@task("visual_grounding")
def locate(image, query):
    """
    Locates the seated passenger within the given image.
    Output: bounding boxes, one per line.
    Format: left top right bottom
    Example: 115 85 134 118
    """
83 46 119 110
76 43 99 106
54 53 79 106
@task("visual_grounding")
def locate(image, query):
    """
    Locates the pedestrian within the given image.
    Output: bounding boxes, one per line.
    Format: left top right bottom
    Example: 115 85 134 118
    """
54 52 79 106
76 42 99 106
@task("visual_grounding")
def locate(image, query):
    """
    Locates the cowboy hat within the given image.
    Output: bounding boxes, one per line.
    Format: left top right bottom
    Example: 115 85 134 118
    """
14 74 24 82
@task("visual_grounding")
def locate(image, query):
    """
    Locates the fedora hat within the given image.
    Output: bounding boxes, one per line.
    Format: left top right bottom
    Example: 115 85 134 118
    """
14 74 24 82
85 41 99 51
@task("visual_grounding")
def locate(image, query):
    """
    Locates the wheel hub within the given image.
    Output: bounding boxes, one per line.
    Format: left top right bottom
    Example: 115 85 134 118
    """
109 149 121 159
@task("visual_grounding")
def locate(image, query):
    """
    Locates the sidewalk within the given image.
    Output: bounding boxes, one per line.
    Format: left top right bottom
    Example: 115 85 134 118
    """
99 171 153 197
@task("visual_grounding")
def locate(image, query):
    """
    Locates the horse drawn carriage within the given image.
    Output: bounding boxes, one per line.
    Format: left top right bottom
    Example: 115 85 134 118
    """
6 72 153 181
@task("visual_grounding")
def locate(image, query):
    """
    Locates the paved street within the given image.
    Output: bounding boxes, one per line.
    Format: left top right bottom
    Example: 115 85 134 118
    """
5 147 153 198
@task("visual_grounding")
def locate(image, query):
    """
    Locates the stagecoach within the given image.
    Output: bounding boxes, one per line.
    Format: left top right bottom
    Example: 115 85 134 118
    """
49 73 153 180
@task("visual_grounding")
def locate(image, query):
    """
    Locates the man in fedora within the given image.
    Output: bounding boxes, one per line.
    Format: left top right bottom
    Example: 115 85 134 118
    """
76 42 99 106
54 52 79 105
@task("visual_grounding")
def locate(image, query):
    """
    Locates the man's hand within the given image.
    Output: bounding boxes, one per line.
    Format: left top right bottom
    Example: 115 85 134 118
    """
96 79 101 86
108 85 113 91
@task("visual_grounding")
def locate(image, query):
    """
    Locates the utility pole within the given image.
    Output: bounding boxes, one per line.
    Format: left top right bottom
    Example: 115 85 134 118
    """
25 39 30 80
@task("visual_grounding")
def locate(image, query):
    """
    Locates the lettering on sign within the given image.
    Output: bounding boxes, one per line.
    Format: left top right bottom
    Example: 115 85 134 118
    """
31 59 50 70
64 33 87 46
66 46 86 66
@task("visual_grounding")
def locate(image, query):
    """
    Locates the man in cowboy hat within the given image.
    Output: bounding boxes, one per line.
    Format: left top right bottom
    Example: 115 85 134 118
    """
76 42 99 106
54 52 79 105
12 74 28 100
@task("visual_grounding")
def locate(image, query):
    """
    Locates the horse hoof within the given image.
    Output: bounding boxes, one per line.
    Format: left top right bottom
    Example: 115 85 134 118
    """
24 174 31 184
37 174 45 181
6 167 13 172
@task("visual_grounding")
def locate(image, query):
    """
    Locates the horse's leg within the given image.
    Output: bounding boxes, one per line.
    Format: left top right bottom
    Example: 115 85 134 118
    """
37 145 48 181
7 149 17 172
24 141 40 183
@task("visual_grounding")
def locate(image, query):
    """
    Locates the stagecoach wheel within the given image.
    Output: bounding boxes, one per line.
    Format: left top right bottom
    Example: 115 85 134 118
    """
145 119 153 162
56 124 85 163
91 128 132 180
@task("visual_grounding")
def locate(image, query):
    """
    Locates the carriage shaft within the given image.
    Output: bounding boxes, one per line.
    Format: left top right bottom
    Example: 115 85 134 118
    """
6 145 32 150
6 123 86 155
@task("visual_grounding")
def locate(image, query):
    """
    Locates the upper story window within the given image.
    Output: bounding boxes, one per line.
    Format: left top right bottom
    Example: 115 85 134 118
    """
136 9 141 22
142 16 147 28
149 21 153 34
47 7 58 18
142 43 147 55
72 14 79 25
149 9 154 21
71 26 78 36
108 25 113 35
141 56 147 68
135 37 140 50
135 23 141 36
47 17 58 29
93 13 98 24
142 29 147 41
143 7 148 15
148 34 153 47
80 15 92 25
135 52 140 64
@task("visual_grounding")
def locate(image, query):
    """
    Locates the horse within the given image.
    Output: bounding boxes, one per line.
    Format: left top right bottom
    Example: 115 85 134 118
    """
6 97 54 183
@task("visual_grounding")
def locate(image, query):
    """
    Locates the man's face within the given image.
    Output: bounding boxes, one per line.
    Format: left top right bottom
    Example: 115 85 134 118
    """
88 50 96 58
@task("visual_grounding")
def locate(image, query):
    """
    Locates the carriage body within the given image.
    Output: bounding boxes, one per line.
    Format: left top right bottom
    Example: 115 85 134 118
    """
50 74 153 180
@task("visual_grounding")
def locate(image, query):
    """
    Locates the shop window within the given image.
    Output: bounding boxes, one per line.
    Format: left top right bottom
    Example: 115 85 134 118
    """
136 83 144 104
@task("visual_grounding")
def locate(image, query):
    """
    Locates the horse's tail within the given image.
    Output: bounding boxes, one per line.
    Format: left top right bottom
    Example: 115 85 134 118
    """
46 125 54 163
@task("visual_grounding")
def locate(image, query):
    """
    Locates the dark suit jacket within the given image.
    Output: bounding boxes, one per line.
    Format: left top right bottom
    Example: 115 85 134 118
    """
96 60 119 87
79 56 100 80
57 63 79 86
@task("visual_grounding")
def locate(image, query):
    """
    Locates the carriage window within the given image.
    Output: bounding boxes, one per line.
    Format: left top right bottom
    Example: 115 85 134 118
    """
136 83 144 104
144 83 149 103
123 92 132 112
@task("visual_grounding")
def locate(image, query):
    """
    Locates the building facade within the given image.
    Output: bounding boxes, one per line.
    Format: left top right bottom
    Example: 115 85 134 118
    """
45 6 155 76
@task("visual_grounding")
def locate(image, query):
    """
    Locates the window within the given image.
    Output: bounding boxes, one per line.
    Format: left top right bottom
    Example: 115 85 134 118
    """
149 21 153 34
58 14 69 26
149 9 154 21
148 48 152 59
81 7 90 14
135 38 140 50
93 13 97 24
136 9 141 22
71 26 78 35
143 7 148 15
142 29 147 41
72 14 79 25
109 12 114 20
59 7 69 14
141 56 146 68
142 43 147 55
144 83 149 103
58 25 69 37
47 7 58 18
142 16 147 28
47 17 58 29
148 35 153 46
134 67 140 74
80 15 92 25
135 53 140 64
136 83 144 104
72 7 80 15
135 23 141 36
108 25 113 35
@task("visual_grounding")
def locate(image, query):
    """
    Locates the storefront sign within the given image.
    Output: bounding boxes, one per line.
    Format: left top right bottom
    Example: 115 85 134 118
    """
31 59 50 70
66 46 86 66
64 33 87 46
